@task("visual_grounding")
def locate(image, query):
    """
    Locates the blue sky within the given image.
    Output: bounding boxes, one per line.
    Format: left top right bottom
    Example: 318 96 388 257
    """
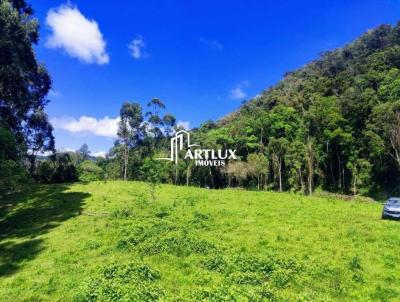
30 0 400 156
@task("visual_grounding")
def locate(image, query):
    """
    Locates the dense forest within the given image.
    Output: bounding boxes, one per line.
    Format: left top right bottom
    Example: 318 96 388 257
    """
206 23 400 196
2 0 400 198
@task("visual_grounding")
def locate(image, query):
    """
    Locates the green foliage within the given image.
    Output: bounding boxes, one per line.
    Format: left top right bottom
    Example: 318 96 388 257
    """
0 159 29 196
78 160 104 182
77 144 90 163
76 262 164 302
140 157 170 201
45 153 79 183
0 0 54 179
36 161 55 183
0 125 28 195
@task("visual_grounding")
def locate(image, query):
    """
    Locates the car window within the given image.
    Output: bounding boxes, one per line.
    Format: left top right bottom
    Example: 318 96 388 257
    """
388 199 400 205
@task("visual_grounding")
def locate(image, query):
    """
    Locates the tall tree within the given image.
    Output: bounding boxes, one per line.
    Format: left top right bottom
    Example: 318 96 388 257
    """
25 109 54 175
163 114 176 138
247 153 269 190
0 0 52 145
78 143 91 162
305 137 316 195
146 98 165 139
117 102 143 181
268 138 288 192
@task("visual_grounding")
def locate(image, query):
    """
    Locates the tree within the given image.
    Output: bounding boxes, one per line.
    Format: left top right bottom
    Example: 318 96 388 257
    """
146 98 165 139
163 114 176 137
117 102 143 181
0 0 55 192
305 137 316 195
78 143 91 162
347 157 372 195
140 157 169 202
25 109 55 175
223 161 247 187
389 112 400 169
0 0 53 154
268 138 288 192
285 141 306 193
36 161 55 183
78 160 104 182
52 153 78 183
247 153 269 190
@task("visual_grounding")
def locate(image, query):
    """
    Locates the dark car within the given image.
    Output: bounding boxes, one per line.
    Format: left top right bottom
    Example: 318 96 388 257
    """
382 198 400 220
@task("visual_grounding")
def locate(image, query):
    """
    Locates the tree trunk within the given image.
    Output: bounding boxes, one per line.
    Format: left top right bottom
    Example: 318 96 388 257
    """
327 141 335 187
186 165 191 186
299 168 305 194
29 154 36 176
306 139 314 195
278 158 282 192
123 144 128 181
352 172 357 196
337 150 342 191
257 174 260 190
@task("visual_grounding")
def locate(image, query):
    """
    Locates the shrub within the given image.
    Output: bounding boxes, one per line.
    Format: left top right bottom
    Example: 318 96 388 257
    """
36 161 55 183
229 271 264 285
0 159 30 196
349 256 362 271
78 160 104 182
111 208 133 219
140 234 215 257
202 254 230 273
76 262 164 302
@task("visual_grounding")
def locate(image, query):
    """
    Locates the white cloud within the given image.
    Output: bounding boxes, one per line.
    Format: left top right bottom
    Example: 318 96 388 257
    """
46 4 109 65
129 36 147 59
200 37 223 51
58 147 76 153
92 151 106 158
29 149 55 156
177 120 190 130
229 87 246 100
51 116 120 138
49 89 63 97
229 81 250 100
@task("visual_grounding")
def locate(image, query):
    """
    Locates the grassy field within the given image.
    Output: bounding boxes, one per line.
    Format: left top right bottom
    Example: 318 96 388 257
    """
0 181 399 301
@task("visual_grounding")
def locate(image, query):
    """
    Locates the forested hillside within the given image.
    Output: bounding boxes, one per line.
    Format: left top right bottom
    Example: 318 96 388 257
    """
194 23 400 196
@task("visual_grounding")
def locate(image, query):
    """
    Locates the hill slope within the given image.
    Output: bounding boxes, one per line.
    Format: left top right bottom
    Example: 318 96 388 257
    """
0 182 399 301
195 23 400 195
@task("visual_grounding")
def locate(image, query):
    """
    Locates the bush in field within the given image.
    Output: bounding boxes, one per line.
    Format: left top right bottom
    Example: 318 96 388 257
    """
116 220 215 257
78 160 104 182
202 254 230 273
139 231 215 257
140 157 170 201
76 262 164 302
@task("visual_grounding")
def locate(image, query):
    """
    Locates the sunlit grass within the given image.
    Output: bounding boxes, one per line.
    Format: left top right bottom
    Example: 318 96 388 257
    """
0 181 399 301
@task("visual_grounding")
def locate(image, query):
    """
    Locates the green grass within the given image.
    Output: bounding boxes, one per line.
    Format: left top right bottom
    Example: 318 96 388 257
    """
0 181 399 301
